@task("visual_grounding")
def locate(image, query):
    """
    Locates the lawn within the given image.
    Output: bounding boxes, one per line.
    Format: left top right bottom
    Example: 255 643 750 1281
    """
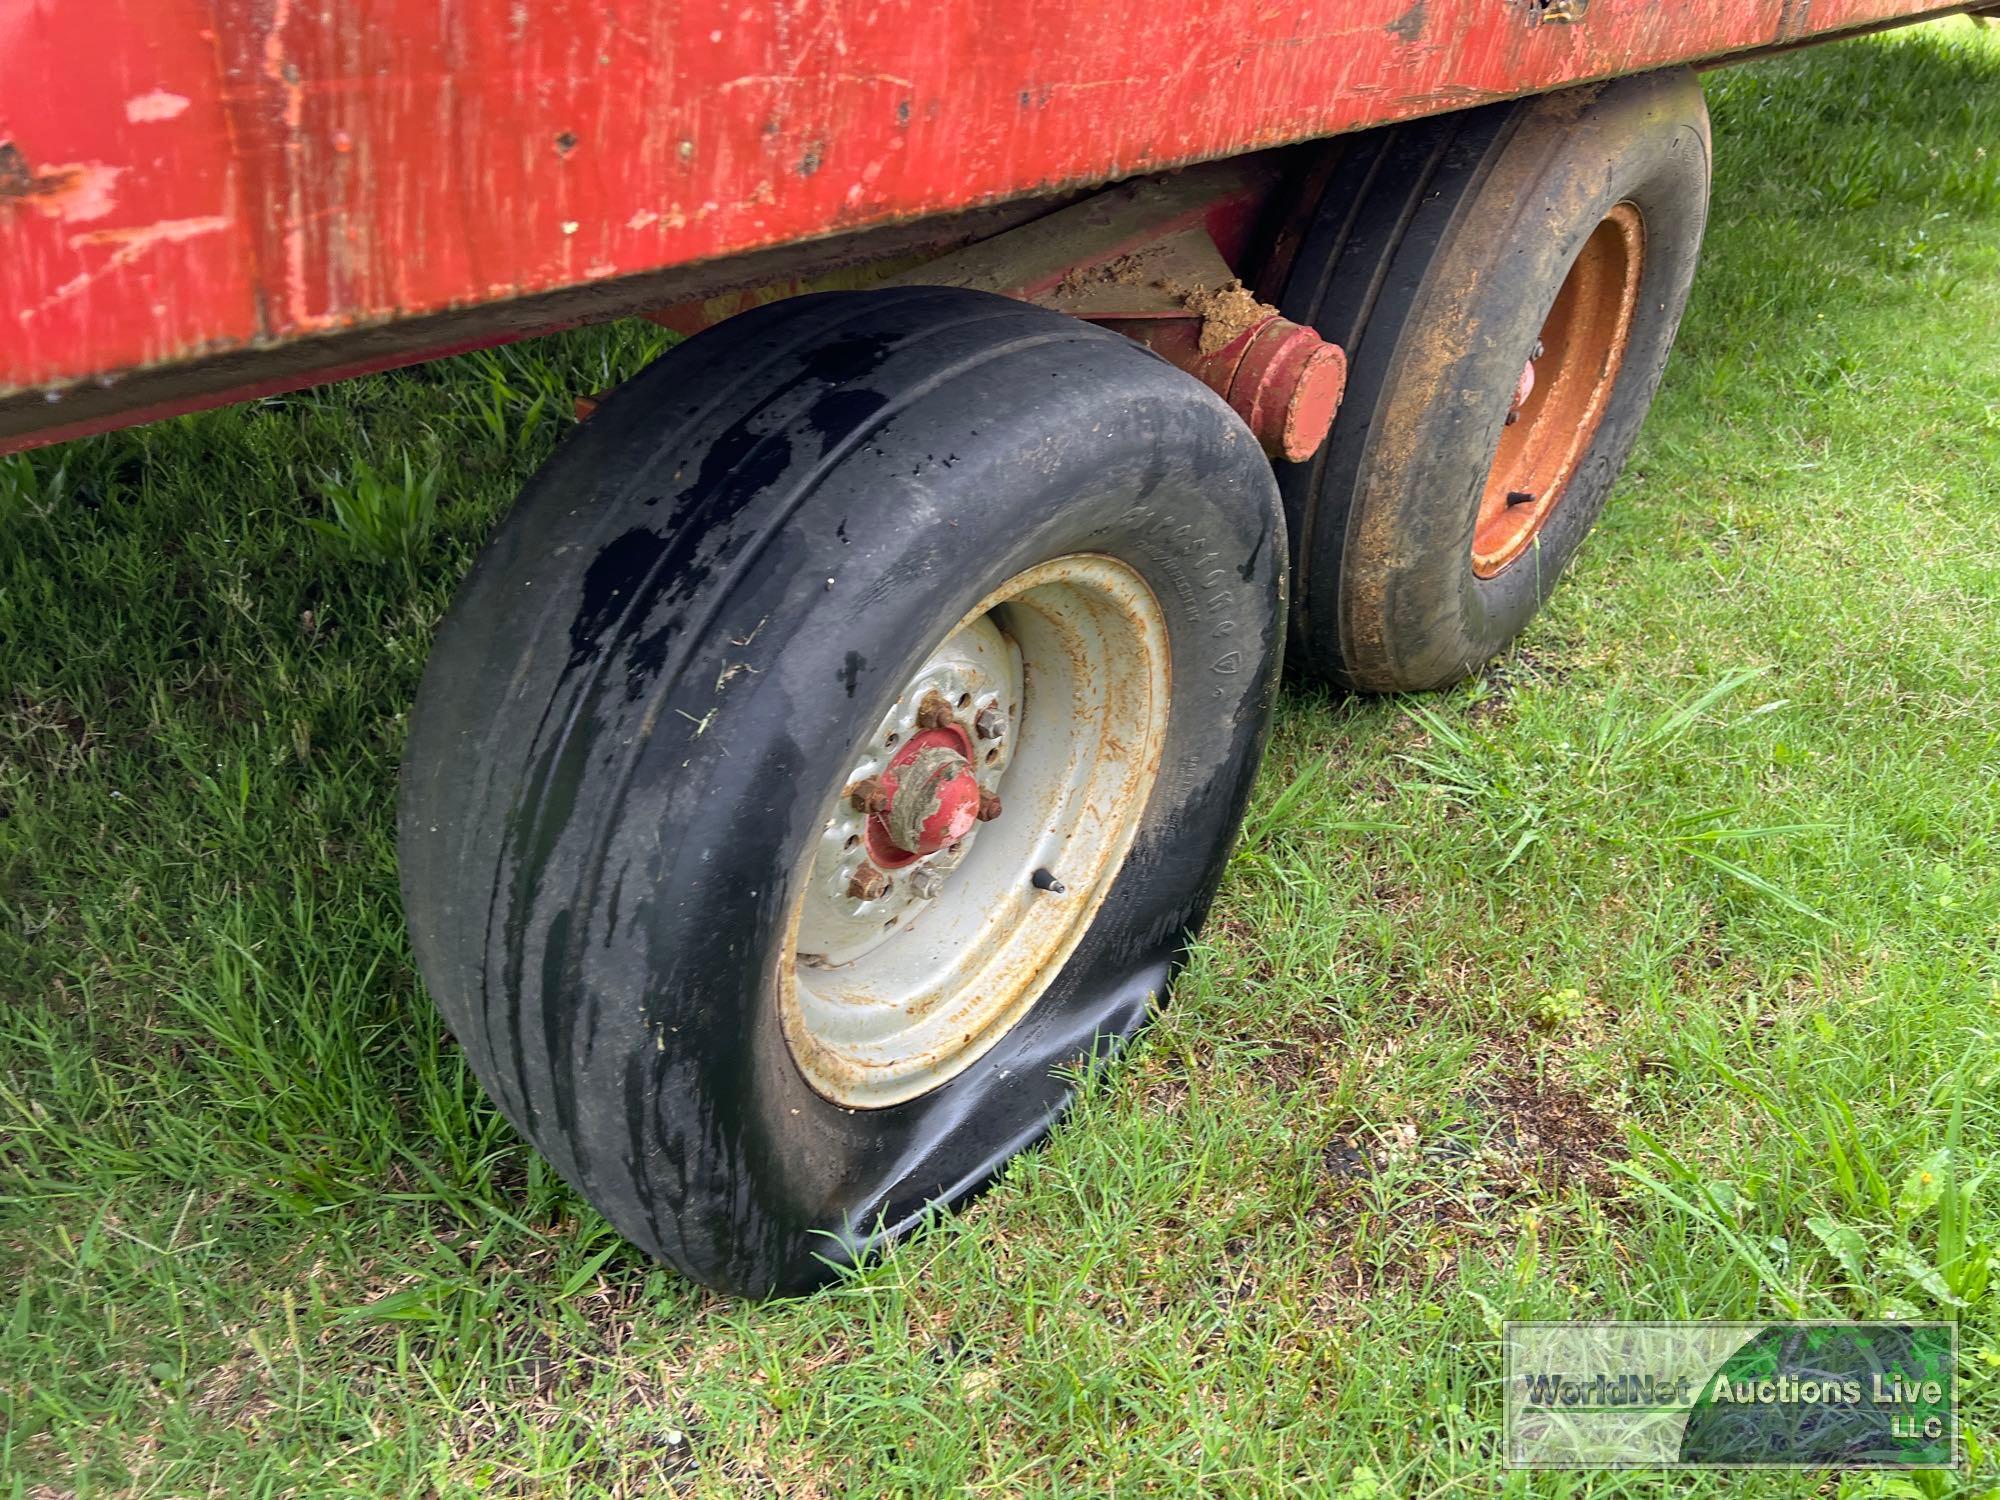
3 20 1998 1498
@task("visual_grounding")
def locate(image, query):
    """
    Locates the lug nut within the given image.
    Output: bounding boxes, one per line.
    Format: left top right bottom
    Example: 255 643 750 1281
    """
976 789 1003 822
847 777 890 815
908 865 945 900
974 705 1007 741
846 865 891 901
916 692 955 731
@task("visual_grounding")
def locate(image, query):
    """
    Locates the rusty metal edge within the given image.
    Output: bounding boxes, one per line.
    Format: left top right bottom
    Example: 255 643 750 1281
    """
1689 2 1982 66
0 193 1076 453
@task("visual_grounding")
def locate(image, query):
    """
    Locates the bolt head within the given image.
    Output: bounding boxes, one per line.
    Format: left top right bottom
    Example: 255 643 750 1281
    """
1531 339 1546 361
846 865 892 901
847 777 890 815
976 789 1002 822
974 705 1007 741
908 865 945 900
915 691 955 731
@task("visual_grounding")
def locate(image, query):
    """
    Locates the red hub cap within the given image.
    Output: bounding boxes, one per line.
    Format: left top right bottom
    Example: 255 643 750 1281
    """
868 728 982 865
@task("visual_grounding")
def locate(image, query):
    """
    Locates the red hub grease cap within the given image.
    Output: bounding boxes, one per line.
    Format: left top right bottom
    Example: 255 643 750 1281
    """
873 729 983 859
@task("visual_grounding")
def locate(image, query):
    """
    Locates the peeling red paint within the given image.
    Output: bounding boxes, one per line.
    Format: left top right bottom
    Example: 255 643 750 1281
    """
125 91 194 124
23 216 234 327
0 150 123 222
0 0 1969 443
1 0 254 413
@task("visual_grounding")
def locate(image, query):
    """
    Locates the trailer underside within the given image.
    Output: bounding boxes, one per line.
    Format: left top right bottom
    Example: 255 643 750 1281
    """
0 0 1972 453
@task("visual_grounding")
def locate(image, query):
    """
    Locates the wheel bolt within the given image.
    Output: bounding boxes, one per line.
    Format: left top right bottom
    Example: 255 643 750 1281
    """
908 865 945 900
976 789 1002 822
916 692 955 731
846 865 891 901
974 705 1007 741
847 777 890 815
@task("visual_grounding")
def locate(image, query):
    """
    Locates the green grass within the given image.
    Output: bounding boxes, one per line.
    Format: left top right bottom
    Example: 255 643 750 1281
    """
4 20 1999 1497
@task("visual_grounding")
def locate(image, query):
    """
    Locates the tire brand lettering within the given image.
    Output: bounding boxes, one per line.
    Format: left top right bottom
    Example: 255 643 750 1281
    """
1118 501 1251 671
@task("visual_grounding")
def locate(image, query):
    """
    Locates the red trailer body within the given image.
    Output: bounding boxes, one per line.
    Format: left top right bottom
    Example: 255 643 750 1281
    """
0 0 1972 453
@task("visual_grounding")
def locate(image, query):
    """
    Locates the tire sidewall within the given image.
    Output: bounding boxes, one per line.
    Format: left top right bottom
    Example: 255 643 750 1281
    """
469 306 1283 1294
1343 71 1710 690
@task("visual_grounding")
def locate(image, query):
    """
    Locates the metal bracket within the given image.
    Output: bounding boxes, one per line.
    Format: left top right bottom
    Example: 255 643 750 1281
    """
889 166 1346 461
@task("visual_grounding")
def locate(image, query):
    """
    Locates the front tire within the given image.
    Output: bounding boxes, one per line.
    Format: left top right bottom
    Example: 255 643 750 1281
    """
398 288 1285 1295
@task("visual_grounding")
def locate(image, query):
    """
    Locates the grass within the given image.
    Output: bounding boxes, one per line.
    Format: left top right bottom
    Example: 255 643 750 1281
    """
3 19 1999 1497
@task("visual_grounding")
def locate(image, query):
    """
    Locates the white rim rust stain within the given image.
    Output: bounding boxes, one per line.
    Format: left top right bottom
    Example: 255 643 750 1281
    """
778 553 1171 1109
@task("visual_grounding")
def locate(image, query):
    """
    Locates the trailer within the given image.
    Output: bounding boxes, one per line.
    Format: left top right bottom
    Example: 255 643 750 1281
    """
2 0 1978 1296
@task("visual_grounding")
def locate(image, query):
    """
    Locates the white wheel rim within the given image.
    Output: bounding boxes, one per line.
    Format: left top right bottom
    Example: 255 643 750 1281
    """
778 554 1172 1109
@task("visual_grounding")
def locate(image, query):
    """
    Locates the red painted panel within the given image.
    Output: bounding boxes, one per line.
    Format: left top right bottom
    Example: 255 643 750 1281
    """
1 0 256 392
0 0 1964 414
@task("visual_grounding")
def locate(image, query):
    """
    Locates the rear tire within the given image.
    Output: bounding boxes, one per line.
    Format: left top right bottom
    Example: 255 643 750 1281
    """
1272 69 1711 691
398 288 1285 1295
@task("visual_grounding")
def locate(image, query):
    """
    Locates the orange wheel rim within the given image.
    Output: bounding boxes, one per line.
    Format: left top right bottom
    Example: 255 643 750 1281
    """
1472 202 1646 579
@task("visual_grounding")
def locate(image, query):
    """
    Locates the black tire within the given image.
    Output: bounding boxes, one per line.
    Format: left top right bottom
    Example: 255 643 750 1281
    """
398 287 1285 1296
1272 69 1710 691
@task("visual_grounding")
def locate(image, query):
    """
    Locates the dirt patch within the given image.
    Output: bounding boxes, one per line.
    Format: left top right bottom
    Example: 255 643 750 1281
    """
1055 248 1279 355
1667 917 1761 997
1535 80 1609 126
1464 644 1572 724
1321 1136 1372 1187
1211 913 1279 983
1053 244 1168 299
1253 1035 1330 1097
1320 1046 1626 1204
1306 1040 1629 1300
1174 279 1272 355
1463 1066 1625 1197
6 692 96 774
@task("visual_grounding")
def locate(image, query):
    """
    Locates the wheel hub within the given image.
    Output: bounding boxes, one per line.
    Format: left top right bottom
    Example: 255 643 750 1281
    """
870 731 985 859
797 617 1020 970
